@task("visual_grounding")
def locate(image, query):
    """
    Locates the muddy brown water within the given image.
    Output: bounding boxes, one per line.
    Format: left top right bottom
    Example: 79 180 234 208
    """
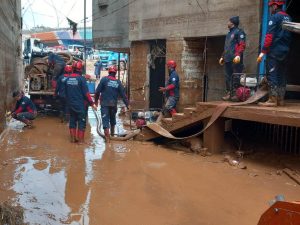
0 109 300 225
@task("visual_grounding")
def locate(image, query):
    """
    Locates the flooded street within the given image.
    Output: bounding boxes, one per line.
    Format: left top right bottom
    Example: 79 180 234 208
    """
0 110 300 225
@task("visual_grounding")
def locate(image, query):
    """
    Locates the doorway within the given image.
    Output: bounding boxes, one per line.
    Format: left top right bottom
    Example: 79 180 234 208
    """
149 40 166 109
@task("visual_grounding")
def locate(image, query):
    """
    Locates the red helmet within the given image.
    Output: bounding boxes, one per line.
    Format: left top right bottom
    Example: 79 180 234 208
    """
72 61 83 72
108 65 117 74
268 0 285 6
64 65 73 73
167 60 177 69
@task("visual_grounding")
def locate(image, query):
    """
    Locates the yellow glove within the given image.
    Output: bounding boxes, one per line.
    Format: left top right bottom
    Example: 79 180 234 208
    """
219 57 224 66
257 53 265 63
233 56 241 64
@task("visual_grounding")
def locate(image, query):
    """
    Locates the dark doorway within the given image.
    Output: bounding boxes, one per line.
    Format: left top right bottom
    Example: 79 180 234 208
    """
149 40 166 109
206 36 226 101
286 1 300 99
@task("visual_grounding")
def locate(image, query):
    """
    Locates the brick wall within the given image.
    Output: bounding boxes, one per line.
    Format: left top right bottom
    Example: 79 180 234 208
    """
129 41 149 109
0 1 22 133
166 38 204 111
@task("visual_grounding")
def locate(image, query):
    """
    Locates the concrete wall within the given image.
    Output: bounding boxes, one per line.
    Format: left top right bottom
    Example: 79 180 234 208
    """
129 0 261 74
92 0 130 51
0 0 22 133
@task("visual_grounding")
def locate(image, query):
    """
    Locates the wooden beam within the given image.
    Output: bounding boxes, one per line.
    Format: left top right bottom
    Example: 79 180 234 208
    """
203 117 225 154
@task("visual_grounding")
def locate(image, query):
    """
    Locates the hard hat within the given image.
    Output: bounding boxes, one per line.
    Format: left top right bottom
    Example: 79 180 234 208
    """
138 112 145 118
268 0 285 6
108 65 117 74
236 87 251 102
64 65 73 73
72 61 83 71
167 60 177 69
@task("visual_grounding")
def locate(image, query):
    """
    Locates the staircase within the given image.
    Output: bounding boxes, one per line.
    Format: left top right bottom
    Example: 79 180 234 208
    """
136 102 219 141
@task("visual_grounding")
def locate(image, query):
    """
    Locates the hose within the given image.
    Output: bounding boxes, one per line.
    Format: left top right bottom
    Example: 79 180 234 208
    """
92 109 141 141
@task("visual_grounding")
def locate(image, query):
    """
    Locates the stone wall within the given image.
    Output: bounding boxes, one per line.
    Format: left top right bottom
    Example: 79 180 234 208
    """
0 0 22 133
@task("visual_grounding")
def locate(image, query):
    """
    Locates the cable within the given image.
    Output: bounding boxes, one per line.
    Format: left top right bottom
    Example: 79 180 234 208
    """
195 0 206 15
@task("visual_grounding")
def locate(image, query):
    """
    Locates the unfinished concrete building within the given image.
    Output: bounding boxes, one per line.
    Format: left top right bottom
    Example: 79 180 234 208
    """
93 0 263 109
93 0 300 154
0 1 22 133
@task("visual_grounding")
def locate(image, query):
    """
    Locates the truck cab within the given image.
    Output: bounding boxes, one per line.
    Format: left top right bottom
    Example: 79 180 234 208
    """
67 44 84 59
23 38 48 64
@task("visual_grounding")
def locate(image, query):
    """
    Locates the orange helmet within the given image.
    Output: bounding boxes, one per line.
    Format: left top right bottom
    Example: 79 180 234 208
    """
269 0 285 6
64 65 73 73
167 60 177 69
108 65 117 74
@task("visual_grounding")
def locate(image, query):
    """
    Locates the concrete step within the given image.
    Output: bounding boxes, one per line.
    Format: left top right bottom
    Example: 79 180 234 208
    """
172 113 186 122
162 118 173 125
183 107 197 116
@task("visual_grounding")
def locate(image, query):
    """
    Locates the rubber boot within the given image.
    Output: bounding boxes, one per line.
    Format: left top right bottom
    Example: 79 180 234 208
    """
222 92 231 101
77 130 85 145
258 96 278 107
170 108 177 116
110 126 115 137
104 128 110 143
23 119 33 128
69 128 77 143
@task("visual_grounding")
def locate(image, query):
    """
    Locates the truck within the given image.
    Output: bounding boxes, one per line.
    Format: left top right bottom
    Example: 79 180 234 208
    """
25 52 79 111
23 38 48 65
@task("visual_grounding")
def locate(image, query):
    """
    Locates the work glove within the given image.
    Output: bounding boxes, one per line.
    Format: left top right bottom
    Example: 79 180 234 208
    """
219 57 224 66
158 87 167 93
233 56 240 64
257 53 265 63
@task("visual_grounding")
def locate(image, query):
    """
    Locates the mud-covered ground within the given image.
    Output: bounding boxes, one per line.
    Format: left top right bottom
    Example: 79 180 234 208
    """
0 109 299 225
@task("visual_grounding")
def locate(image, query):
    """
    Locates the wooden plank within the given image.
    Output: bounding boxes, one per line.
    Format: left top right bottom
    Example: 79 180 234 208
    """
203 118 225 154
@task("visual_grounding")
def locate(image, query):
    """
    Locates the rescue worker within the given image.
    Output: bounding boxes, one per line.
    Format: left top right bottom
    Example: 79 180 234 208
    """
158 60 180 116
11 90 37 128
65 61 97 144
48 52 66 80
55 65 72 122
257 0 292 107
219 16 246 101
94 60 102 79
94 65 130 143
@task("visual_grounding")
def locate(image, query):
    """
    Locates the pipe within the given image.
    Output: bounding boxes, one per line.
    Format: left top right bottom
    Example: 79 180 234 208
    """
92 109 140 141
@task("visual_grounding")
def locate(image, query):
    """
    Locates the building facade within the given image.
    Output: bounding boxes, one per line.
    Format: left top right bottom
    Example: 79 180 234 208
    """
93 0 262 110
92 0 130 52
0 0 22 133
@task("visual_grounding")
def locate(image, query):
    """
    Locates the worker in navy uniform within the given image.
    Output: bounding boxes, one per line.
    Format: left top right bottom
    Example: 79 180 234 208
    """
48 52 66 80
11 90 37 128
94 60 102 79
257 0 292 107
55 65 72 123
219 16 246 101
65 61 97 144
94 65 130 143
159 60 180 116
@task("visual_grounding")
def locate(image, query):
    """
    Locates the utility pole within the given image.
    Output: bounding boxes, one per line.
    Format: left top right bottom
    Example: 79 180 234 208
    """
84 0 87 74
